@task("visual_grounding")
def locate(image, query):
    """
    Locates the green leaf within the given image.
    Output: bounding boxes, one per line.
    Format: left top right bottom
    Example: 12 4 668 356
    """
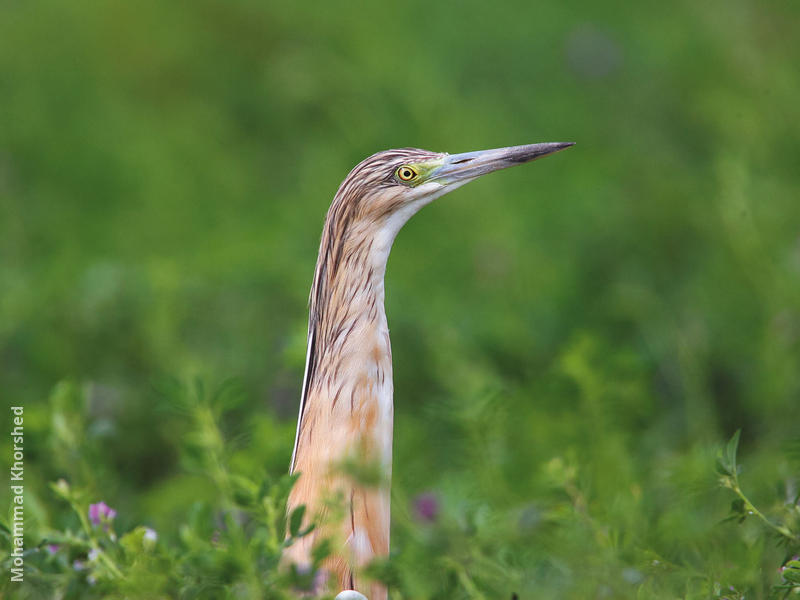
730 498 747 523
714 457 732 477
278 472 301 497
311 537 332 565
726 429 741 469
289 505 306 538
121 526 157 555
717 430 741 478
231 474 258 507
782 560 800 584
49 478 72 501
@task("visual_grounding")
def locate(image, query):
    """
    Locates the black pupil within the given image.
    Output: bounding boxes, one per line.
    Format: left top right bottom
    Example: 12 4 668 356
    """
403 169 412 178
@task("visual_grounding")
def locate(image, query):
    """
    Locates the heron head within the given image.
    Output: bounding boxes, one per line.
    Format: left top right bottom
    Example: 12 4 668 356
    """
334 143 574 243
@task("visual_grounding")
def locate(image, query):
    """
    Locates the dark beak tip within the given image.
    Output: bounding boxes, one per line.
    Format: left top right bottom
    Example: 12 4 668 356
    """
512 141 575 164
539 141 576 158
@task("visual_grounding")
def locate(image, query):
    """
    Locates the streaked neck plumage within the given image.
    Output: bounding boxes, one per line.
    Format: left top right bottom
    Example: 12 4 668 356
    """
292 212 396 477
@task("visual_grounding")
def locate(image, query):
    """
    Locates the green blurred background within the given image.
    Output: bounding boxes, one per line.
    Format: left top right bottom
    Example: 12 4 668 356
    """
1 0 799 597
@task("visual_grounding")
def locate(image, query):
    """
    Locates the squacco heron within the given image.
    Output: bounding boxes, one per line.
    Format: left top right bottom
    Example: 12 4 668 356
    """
286 142 574 599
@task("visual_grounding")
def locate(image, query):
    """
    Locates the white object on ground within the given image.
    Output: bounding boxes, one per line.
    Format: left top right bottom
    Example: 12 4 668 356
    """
335 592 368 600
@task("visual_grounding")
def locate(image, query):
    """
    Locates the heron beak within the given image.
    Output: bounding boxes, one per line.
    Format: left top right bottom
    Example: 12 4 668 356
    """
431 142 575 185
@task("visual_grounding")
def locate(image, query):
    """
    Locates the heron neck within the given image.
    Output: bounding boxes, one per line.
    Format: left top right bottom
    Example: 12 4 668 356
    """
309 217 400 352
301 222 396 466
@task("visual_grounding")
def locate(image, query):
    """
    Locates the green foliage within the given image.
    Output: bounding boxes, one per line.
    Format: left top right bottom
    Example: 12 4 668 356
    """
3 383 798 599
1 0 800 597
716 432 800 599
2 382 326 599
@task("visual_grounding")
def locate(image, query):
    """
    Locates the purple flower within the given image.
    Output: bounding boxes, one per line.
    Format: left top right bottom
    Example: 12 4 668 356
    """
413 492 440 523
46 544 60 555
88 501 117 526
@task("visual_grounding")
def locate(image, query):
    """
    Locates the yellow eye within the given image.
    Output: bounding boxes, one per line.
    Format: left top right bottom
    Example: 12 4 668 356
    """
396 166 417 182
